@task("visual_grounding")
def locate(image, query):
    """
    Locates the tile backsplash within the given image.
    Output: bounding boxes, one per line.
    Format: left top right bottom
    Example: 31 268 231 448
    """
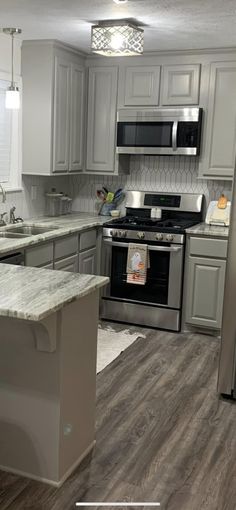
0 156 232 221
0 175 70 221
69 156 233 216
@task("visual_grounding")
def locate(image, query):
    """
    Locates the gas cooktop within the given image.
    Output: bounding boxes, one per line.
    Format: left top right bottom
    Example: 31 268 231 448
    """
105 215 198 233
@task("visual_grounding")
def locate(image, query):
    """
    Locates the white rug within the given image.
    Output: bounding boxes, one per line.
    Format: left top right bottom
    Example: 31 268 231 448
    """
97 324 146 373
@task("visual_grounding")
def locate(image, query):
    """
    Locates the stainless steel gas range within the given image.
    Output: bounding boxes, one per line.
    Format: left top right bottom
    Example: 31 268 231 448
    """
101 191 204 331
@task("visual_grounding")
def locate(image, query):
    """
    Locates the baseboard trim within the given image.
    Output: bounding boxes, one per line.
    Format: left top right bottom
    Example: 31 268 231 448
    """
0 440 96 487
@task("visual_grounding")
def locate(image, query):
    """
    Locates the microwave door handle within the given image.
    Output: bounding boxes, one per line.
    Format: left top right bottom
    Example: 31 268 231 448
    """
172 121 178 151
103 239 182 252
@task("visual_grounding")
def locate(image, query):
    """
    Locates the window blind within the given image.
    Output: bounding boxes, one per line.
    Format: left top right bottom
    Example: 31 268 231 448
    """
0 80 12 183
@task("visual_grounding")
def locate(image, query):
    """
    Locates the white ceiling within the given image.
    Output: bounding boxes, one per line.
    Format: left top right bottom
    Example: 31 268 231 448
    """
1 0 236 54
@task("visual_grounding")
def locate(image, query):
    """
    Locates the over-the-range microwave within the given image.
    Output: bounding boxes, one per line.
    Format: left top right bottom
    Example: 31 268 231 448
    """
116 107 203 156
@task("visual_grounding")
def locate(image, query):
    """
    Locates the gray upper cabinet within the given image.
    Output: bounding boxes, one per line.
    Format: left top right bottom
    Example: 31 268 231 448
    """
199 61 236 180
186 256 226 329
70 64 85 172
124 66 160 106
22 41 85 176
53 56 70 172
161 64 200 105
86 66 118 174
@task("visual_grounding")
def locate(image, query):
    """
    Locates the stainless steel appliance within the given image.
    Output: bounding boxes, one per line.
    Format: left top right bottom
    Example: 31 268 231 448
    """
218 177 236 397
101 191 204 331
116 108 203 156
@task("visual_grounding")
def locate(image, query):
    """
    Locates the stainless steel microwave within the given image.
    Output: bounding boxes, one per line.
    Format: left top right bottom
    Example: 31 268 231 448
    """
116 108 203 156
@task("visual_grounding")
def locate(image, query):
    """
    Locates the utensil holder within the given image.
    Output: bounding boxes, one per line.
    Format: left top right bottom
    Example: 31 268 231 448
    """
99 202 116 216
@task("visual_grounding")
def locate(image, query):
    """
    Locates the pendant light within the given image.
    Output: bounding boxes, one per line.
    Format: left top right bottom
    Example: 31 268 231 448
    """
3 28 22 109
91 20 144 57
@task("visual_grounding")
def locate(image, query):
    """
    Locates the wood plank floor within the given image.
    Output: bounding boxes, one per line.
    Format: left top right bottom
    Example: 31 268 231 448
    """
1 323 236 510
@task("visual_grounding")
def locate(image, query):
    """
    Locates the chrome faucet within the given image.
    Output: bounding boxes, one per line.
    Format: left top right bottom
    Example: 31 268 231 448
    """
0 212 7 226
0 184 6 203
10 206 23 224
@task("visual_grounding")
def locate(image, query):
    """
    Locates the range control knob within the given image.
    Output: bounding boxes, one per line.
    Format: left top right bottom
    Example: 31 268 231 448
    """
156 233 163 241
166 234 174 242
137 231 145 240
111 230 118 237
118 230 127 238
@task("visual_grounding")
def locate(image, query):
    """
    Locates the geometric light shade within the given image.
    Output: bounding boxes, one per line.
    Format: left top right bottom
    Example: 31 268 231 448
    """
91 21 144 57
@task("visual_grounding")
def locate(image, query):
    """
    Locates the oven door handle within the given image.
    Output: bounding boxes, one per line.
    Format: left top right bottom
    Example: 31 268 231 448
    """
103 239 182 252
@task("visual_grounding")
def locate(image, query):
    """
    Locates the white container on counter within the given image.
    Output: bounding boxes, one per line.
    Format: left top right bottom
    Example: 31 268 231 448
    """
45 190 63 217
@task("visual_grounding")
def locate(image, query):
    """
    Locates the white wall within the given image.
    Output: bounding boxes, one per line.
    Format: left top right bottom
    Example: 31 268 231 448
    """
0 34 69 221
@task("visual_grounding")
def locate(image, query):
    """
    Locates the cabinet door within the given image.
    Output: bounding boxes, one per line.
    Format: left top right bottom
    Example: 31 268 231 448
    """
54 254 78 272
161 64 200 105
86 66 118 173
79 247 97 275
199 61 236 179
124 66 160 106
53 56 70 172
186 256 226 329
69 64 84 172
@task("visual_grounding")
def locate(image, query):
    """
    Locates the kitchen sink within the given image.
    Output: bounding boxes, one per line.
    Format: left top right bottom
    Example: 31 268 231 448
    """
0 232 31 239
4 225 59 236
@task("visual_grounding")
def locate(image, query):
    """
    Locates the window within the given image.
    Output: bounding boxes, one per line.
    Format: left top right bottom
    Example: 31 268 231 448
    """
0 73 21 190
0 79 12 182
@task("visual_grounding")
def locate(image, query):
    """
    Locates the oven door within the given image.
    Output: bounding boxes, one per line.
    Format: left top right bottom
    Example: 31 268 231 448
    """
102 239 184 309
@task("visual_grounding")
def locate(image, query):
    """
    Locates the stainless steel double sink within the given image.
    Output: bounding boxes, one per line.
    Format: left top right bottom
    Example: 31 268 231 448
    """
0 225 59 239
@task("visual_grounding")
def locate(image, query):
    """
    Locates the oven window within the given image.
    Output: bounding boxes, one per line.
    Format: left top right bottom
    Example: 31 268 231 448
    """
110 245 169 305
117 122 173 148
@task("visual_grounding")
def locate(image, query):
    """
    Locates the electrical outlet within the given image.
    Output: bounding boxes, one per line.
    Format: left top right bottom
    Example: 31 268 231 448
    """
31 185 37 200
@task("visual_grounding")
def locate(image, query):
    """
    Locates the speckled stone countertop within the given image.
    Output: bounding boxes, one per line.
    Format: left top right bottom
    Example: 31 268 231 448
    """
0 264 109 321
0 212 112 255
185 222 229 238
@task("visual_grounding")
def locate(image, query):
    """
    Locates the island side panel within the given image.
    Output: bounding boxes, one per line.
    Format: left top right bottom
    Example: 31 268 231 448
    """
0 317 60 483
58 290 99 481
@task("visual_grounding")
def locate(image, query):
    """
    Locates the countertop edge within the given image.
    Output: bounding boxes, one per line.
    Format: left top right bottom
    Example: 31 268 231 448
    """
0 274 109 322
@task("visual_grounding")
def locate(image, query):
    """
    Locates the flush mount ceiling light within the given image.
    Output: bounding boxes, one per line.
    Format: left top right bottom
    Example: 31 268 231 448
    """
91 20 144 57
2 27 22 109
113 0 128 4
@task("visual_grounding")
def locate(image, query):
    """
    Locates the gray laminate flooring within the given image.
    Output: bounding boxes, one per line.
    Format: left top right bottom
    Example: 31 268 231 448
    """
0 324 236 510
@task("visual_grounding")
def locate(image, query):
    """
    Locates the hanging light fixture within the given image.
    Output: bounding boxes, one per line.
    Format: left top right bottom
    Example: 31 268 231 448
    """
3 28 22 109
91 20 144 57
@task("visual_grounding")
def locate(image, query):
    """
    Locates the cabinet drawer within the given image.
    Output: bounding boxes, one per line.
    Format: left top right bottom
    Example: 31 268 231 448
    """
79 229 97 252
25 242 53 267
54 234 78 260
54 254 78 272
189 237 228 258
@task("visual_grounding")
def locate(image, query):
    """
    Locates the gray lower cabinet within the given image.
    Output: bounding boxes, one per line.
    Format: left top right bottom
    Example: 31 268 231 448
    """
185 255 226 329
54 254 78 272
25 242 54 268
79 247 97 275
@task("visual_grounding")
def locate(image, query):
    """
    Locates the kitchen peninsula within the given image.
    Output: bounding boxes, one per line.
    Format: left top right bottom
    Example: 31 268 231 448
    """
0 264 108 486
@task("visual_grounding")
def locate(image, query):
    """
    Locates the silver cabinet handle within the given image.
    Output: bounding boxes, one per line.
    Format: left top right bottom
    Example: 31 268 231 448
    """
172 121 178 151
103 239 182 252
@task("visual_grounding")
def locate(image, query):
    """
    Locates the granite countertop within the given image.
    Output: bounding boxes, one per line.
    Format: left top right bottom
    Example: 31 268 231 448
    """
0 212 112 255
185 222 229 238
0 264 109 321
